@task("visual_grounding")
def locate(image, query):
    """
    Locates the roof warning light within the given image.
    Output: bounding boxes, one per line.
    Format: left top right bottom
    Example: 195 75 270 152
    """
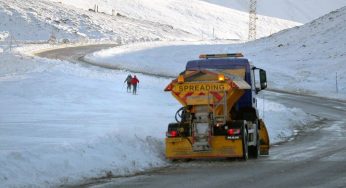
199 53 244 59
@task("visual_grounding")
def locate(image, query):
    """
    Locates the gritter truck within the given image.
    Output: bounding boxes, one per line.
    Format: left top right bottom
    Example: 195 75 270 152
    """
164 53 269 160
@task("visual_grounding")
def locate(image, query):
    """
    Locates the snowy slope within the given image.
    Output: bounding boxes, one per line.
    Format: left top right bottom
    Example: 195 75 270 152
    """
2 0 343 45
87 6 346 99
242 6 346 97
0 0 300 44
202 0 346 23
46 0 299 40
0 0 194 43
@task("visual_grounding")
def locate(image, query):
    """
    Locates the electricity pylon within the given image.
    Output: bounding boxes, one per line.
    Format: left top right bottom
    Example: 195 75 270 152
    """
248 0 257 40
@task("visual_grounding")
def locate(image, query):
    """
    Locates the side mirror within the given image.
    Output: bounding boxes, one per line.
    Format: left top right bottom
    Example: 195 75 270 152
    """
259 69 267 90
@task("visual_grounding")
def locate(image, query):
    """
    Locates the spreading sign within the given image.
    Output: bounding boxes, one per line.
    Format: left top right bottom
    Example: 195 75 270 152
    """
172 82 231 93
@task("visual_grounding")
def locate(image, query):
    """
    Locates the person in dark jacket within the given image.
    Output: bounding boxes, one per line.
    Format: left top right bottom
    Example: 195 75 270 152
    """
124 74 132 92
131 75 140 95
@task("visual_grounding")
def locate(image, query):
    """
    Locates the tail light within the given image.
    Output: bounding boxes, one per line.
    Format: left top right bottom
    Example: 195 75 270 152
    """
166 130 178 137
227 128 241 135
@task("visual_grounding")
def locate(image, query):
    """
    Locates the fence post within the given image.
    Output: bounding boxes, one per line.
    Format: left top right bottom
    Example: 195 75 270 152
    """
336 72 339 94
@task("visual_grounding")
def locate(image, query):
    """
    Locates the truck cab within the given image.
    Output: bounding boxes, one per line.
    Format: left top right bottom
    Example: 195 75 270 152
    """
185 53 267 123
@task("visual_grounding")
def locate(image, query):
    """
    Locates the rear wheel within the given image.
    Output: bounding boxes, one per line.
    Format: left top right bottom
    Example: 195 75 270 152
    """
249 123 261 159
249 132 260 158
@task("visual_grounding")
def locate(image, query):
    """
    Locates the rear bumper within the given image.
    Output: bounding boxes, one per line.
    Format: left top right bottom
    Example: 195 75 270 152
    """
165 136 243 159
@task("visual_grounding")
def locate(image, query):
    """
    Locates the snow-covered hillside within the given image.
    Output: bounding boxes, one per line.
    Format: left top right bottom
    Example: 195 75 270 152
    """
87 6 346 99
45 0 298 41
0 0 194 44
2 0 344 44
244 6 346 97
203 0 346 23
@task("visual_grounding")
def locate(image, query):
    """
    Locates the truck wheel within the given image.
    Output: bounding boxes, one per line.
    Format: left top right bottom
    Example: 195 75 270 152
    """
249 133 260 158
242 127 248 161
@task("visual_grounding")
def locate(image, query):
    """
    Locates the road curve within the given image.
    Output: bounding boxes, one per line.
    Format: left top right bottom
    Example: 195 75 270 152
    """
36 44 172 78
37 45 346 188
35 44 117 63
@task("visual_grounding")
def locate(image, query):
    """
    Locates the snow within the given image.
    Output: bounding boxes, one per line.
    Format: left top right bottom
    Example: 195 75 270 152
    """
202 0 346 23
86 6 346 99
0 53 174 187
0 0 340 187
0 48 316 187
257 98 315 144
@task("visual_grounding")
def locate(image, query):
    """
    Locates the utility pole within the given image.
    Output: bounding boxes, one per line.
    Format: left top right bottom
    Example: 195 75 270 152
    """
7 32 20 52
248 0 257 40
212 27 215 39
9 34 13 52
48 29 57 44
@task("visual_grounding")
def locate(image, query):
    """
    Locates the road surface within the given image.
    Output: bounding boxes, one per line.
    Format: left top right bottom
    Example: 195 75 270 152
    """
38 45 346 188
36 44 117 64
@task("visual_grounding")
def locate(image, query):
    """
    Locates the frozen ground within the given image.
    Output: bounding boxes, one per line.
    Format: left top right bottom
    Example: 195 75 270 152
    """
86 6 346 100
0 51 315 187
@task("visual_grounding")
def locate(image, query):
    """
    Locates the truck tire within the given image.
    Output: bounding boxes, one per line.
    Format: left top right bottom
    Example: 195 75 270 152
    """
249 133 260 158
242 126 248 161
249 121 260 158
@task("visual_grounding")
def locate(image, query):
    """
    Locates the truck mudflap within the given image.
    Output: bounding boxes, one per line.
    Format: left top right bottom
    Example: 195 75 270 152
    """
259 119 270 155
165 136 244 159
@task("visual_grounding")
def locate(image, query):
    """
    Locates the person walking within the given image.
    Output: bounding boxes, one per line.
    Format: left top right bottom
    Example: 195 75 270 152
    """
124 74 132 92
131 75 140 95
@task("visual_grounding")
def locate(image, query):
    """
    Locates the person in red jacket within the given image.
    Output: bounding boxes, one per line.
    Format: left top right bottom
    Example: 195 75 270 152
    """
131 75 140 95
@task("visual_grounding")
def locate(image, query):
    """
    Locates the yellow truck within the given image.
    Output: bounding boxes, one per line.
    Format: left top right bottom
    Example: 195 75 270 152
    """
164 53 269 160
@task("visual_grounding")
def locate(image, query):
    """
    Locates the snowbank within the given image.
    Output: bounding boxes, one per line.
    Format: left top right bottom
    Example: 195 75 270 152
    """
257 98 315 144
0 53 175 187
0 52 315 187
